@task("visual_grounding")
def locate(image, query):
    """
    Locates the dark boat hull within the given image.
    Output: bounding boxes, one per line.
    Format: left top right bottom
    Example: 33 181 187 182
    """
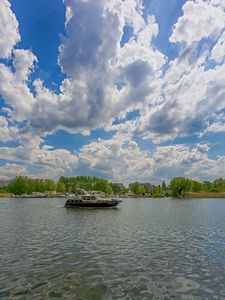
65 200 120 208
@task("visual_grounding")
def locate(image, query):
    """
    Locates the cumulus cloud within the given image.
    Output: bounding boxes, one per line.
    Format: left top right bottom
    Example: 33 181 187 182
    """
78 133 154 183
210 31 225 63
0 0 20 58
0 49 37 121
78 135 225 183
2 0 225 142
0 163 28 181
170 0 225 45
211 0 225 9
18 0 163 135
0 0 163 137
1 0 225 183
206 113 225 133
0 133 78 179
0 116 18 143
151 143 225 182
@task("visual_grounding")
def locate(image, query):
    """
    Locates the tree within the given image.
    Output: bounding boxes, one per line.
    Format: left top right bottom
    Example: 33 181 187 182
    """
212 178 225 192
129 182 140 194
44 179 56 192
8 176 31 195
201 181 212 192
57 181 66 193
170 177 192 197
58 175 113 194
33 179 45 192
138 185 147 195
110 183 122 194
190 180 202 192
152 185 164 198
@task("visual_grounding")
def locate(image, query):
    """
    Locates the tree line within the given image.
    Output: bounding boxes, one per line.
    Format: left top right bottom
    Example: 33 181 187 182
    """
2 175 225 197
3 176 113 195
128 181 165 197
170 177 225 197
1 176 164 196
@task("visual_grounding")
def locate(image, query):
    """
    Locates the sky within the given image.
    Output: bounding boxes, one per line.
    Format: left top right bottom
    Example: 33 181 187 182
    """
1 0 225 185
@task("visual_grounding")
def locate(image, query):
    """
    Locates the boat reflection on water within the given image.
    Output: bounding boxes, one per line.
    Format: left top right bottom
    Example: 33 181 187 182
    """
65 189 122 208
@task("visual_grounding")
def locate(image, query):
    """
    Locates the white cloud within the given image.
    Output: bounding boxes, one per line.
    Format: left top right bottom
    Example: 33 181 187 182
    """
131 38 225 143
0 0 20 58
1 0 225 184
207 122 225 132
210 31 225 63
78 135 225 183
0 133 78 179
151 143 225 182
2 0 225 143
210 0 225 9
170 0 225 45
0 116 18 143
13 49 38 81
0 163 28 181
0 50 37 121
2 126 225 183
22 0 164 135
206 113 225 133
79 133 154 183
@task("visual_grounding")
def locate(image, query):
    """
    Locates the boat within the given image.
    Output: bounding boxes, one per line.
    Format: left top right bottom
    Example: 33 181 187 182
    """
65 189 122 208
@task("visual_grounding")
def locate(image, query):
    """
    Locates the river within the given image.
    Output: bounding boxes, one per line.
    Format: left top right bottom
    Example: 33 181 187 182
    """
1 197 225 299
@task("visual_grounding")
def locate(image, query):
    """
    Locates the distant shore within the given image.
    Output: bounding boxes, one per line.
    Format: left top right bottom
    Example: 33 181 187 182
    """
0 193 67 198
2 192 225 199
183 192 225 199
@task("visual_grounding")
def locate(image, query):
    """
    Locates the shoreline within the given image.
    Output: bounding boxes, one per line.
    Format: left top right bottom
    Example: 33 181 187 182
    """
183 192 225 199
2 193 225 199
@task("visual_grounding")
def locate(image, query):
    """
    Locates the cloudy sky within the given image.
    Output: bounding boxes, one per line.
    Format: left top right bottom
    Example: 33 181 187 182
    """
1 0 225 184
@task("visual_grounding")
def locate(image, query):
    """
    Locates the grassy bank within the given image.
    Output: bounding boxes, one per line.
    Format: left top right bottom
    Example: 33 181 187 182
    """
0 193 14 198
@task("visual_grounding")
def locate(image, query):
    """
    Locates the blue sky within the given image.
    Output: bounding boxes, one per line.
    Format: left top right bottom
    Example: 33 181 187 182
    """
1 0 225 184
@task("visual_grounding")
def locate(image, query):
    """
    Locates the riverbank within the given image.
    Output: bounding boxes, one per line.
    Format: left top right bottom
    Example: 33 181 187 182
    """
0 193 13 198
184 192 225 198
0 193 68 198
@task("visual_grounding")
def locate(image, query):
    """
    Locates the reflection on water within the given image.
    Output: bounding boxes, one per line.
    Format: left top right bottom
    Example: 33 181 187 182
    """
1 197 225 299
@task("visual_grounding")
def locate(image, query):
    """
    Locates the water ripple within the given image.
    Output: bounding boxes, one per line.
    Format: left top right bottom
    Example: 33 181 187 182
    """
1 197 225 299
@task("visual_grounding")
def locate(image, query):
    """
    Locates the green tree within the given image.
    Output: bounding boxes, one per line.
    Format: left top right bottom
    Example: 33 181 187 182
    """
129 182 140 194
58 175 112 194
44 179 56 192
151 185 164 198
138 185 147 195
8 176 31 195
170 177 192 197
190 180 202 192
57 181 66 193
212 178 225 192
202 181 212 192
110 183 122 194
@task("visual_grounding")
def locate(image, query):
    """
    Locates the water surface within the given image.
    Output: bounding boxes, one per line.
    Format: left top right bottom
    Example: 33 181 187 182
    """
1 197 225 299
